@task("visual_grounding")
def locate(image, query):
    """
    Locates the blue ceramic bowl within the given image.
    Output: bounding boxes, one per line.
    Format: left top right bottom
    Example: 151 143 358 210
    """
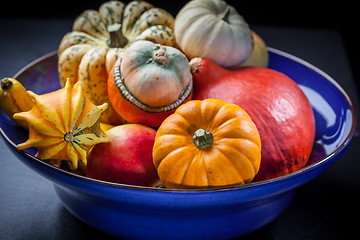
0 48 356 240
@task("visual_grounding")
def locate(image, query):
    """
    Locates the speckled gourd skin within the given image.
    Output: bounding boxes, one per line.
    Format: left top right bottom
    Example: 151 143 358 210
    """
58 0 176 125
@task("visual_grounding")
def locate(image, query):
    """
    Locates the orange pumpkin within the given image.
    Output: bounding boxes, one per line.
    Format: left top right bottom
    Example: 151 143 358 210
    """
153 98 261 189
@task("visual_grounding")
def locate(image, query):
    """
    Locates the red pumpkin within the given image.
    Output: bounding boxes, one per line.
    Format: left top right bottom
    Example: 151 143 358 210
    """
190 58 315 181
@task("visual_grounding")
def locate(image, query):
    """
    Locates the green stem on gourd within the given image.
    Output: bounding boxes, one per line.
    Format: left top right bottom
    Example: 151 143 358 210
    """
107 23 128 48
192 128 213 150
1 78 12 90
219 7 231 23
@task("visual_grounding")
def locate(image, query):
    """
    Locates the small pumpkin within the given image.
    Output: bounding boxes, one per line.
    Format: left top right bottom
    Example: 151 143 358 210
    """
153 99 261 189
108 40 193 127
13 79 110 170
174 0 253 68
190 58 315 181
58 0 176 125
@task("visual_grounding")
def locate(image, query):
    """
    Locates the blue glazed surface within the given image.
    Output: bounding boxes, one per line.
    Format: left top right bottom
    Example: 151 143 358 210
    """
0 49 356 240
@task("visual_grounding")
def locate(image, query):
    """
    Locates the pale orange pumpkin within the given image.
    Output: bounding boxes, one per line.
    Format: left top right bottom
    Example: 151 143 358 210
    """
153 98 261 189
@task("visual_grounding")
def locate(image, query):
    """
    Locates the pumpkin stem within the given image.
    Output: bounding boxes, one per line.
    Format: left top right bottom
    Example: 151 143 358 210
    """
148 44 171 67
219 7 231 22
1 78 13 90
107 23 128 48
192 128 213 150
189 58 202 73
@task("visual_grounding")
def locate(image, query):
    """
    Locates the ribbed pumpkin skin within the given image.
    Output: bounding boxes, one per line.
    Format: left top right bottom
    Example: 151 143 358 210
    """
58 0 176 125
13 79 110 170
190 59 315 181
153 99 261 189
174 0 253 68
108 40 193 127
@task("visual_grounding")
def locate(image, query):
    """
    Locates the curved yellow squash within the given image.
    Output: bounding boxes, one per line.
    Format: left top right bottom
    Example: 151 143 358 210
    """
0 78 33 129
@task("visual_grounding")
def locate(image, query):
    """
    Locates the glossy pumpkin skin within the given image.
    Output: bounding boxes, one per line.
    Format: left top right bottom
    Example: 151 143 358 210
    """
153 99 261 189
174 0 253 68
13 79 110 170
108 40 193 127
190 58 315 181
58 0 176 125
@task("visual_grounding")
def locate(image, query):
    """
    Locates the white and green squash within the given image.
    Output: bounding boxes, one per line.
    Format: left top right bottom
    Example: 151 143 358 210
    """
174 0 253 68
58 0 176 125
107 40 193 127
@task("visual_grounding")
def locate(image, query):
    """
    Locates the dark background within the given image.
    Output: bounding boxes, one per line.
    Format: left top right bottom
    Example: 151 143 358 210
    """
2 0 359 91
1 1 359 240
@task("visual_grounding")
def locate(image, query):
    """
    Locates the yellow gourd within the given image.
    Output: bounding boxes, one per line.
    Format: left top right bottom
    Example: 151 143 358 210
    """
13 79 110 170
0 78 33 129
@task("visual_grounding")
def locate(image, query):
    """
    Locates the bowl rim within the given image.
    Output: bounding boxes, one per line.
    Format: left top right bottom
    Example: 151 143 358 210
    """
1 47 357 193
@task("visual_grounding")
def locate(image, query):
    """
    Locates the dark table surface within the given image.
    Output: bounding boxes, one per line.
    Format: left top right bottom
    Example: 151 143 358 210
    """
1 3 360 240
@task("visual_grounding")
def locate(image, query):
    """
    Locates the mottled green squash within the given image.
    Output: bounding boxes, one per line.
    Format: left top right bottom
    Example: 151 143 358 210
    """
107 40 193 127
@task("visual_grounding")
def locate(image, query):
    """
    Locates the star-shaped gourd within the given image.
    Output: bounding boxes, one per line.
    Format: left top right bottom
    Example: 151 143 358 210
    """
14 79 110 170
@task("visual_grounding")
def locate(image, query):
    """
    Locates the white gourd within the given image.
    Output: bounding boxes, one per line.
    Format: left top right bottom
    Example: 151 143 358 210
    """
174 0 253 68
